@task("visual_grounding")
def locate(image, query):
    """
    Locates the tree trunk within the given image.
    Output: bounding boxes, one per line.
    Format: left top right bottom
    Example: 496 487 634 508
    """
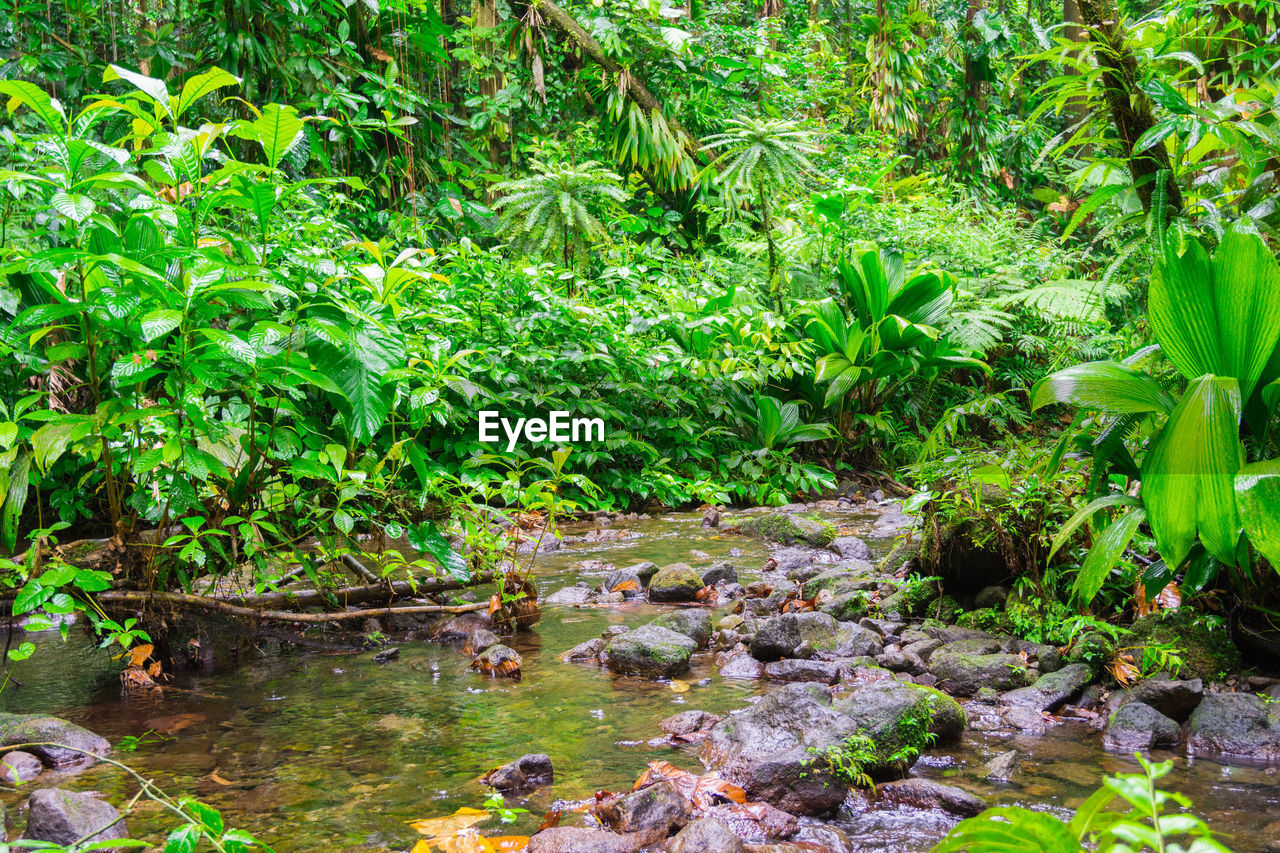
1077 0 1184 217
474 0 505 168
1062 0 1088 126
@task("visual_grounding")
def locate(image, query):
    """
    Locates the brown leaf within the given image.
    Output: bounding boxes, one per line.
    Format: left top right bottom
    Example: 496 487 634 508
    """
408 807 489 840
128 643 155 667
538 811 562 831
147 660 163 678
209 769 235 786
1154 582 1181 612
1108 654 1140 686
611 579 639 593
630 760 746 811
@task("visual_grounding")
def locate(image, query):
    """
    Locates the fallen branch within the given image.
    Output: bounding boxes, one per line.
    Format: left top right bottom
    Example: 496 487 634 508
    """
219 571 495 608
97 589 489 623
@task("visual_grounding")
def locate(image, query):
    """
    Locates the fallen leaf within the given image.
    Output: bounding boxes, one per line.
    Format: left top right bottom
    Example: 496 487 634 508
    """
669 679 689 693
1154 582 1181 612
630 760 746 811
408 807 489 839
538 811 561 831
209 769 235 786
611 579 639 593
129 644 155 667
1108 654 1140 686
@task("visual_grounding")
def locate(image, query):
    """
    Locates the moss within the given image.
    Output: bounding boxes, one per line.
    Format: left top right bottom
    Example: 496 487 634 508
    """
923 594 962 622
955 607 1013 635
733 512 837 547
822 591 872 622
1128 610 1241 680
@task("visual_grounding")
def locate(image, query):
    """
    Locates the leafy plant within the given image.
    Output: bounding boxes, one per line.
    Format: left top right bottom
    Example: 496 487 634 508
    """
491 160 627 268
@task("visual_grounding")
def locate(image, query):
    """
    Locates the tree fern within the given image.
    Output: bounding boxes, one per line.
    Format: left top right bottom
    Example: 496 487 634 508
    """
491 160 628 267
996 277 1128 324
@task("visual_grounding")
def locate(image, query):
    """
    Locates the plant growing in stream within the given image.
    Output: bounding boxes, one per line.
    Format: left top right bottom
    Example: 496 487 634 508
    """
934 754 1234 853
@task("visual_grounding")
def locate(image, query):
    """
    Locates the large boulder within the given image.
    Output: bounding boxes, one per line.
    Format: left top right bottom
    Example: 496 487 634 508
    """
651 610 713 648
1000 663 1094 712
929 640 1035 696
732 513 836 547
24 788 128 847
699 681 964 816
605 625 697 678
749 612 840 661
701 562 739 587
1104 702 1181 752
649 564 705 602
1128 611 1241 681
1187 692 1280 760
763 659 840 685
800 565 876 599
0 713 110 768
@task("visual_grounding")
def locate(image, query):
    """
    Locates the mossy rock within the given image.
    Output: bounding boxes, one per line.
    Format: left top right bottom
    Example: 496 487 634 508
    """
876 581 936 618
923 594 963 623
955 607 1014 636
648 563 704 602
801 563 875 599
732 512 837 547
833 681 967 776
604 625 696 678
821 590 873 622
1128 610 1241 681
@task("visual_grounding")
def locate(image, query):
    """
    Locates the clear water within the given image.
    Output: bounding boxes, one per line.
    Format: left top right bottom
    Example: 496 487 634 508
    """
3 511 1279 851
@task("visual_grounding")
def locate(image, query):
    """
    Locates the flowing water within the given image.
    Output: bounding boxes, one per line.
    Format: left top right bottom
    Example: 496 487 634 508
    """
3 511 1279 851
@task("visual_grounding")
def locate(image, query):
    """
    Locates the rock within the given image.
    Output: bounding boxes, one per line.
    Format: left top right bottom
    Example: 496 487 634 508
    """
1000 663 1094 711
1128 610 1241 681
24 788 128 847
528 827 640 853
702 508 721 529
861 617 906 638
732 513 837 547
929 640 1035 696
700 681 965 816
545 584 595 605
824 623 883 659
974 585 1009 609
699 802 797 842
820 591 872 622
800 565 875 599
1127 677 1204 723
1187 692 1280 760
630 562 661 585
467 630 499 653
560 638 606 663
1001 706 1047 735
485 753 554 792
661 711 722 736
765 548 817 573
603 567 645 599
719 614 745 632
877 778 988 817
1008 640 1064 673
373 647 400 663
605 625 697 678
832 536 872 560
749 612 840 661
651 610 713 648
666 817 744 853
702 562 739 587
0 714 110 768
719 653 764 679
649 564 705 602
763 659 840 684
983 750 1019 782
596 780 692 840
1104 702 1181 751
0 750 43 783
471 644 522 677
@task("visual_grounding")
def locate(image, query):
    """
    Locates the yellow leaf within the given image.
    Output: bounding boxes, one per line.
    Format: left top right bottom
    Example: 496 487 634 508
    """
408 808 489 839
411 841 433 853
669 679 689 693
129 643 155 666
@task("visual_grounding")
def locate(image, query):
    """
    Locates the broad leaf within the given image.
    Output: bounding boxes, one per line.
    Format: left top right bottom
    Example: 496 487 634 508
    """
176 67 240 119
1141 376 1244 568
1211 229 1280 402
1031 361 1175 414
0 80 66 131
51 191 95 223
1072 508 1146 607
1049 494 1143 563
253 104 304 168
104 65 172 115
1235 460 1280 573
407 521 470 582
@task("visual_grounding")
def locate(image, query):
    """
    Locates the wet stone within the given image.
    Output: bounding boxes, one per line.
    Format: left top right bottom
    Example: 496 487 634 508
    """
666 817 744 853
0 750 43 783
24 788 129 847
528 827 640 853
876 778 988 817
560 638 606 663
485 753 553 792
1104 702 1181 752
763 659 840 685
604 625 697 678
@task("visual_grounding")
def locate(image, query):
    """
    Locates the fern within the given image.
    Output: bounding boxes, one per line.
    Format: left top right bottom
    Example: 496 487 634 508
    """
491 160 628 267
943 306 1015 354
996 277 1127 324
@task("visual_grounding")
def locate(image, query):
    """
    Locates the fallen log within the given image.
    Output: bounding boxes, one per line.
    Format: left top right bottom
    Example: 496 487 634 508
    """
220 571 496 608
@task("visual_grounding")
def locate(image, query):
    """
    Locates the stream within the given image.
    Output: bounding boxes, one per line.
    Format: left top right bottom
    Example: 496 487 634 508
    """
4 509 1280 851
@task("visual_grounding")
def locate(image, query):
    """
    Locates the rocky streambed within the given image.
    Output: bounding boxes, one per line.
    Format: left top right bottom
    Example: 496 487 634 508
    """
3 501 1280 851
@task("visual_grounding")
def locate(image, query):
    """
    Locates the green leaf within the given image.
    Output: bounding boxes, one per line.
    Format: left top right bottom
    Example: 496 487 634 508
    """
407 520 470 582
1072 508 1146 608
51 191 96 223
104 65 172 115
176 67 240 119
13 582 51 615
306 313 404 444
199 329 258 364
1031 361 1175 414
933 806 1085 853
1211 228 1280 402
253 103 304 168
0 80 67 131
2 450 30 552
1048 494 1143 563
7 641 35 661
164 823 200 853
1142 376 1244 568
1235 460 1280 573
141 308 183 342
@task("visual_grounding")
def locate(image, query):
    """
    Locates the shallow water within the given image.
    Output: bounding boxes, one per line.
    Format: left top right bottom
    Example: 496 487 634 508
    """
4 511 1279 851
